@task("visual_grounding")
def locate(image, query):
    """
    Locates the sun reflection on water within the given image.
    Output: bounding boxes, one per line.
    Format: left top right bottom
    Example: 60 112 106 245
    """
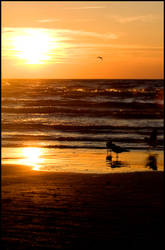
21 147 44 170
1 146 164 173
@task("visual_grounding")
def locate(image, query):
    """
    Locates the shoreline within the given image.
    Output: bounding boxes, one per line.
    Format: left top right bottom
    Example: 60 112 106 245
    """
2 147 164 174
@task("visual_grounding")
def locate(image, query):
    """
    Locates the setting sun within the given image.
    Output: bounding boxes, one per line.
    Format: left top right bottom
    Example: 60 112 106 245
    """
7 29 56 64
12 29 54 64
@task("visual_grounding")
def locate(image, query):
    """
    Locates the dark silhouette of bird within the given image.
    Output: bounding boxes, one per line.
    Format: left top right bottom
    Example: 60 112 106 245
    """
97 56 103 61
145 154 157 170
106 154 112 162
106 140 129 160
106 140 116 155
145 128 158 148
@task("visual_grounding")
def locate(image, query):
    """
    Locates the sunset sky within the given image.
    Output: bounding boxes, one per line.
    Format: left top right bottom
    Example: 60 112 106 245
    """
2 1 164 79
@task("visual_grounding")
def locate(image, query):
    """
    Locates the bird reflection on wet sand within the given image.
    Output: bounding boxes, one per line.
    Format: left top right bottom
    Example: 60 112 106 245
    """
106 155 126 169
144 129 159 171
145 154 158 171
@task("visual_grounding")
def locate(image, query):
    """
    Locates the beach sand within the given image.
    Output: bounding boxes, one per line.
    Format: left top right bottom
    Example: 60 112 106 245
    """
2 165 164 249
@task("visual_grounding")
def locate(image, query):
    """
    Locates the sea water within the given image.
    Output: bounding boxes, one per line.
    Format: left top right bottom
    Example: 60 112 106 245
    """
2 79 164 173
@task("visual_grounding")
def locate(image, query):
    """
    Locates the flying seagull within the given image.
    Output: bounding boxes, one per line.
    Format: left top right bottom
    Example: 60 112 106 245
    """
97 56 103 61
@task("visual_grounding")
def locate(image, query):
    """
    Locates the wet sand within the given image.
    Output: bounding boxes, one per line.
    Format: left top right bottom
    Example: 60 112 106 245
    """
2 165 164 249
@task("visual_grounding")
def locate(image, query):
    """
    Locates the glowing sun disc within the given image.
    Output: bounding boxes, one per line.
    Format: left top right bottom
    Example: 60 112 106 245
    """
12 29 52 64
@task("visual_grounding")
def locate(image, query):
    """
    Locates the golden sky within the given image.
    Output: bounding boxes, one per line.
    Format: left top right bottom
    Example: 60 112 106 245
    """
2 1 164 79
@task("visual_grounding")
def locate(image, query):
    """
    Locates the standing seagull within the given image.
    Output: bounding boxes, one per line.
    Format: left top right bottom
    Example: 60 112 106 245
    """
106 140 115 155
106 140 129 160
145 128 158 149
106 140 115 161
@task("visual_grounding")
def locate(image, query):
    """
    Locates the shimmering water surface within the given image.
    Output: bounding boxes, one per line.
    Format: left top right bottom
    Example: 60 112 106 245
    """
2 79 164 172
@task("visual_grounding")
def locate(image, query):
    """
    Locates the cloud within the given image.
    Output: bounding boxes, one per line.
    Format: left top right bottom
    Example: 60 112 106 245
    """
5 27 162 63
2 27 118 40
53 29 118 40
112 14 158 23
38 19 61 23
65 6 106 10
2 25 163 66
66 43 163 50
2 27 119 63
72 18 95 22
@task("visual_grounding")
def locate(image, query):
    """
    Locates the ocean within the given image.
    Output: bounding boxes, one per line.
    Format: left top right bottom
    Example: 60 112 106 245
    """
2 79 164 173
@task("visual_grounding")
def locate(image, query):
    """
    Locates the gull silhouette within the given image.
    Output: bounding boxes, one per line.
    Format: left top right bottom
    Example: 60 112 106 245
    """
106 140 129 160
97 56 103 61
145 128 157 149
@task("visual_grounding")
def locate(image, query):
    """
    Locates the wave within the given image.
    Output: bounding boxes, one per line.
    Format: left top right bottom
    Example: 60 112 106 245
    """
1 143 163 151
2 122 164 131
2 79 164 152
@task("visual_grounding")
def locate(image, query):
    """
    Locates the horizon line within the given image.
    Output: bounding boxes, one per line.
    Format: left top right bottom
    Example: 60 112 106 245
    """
2 78 164 80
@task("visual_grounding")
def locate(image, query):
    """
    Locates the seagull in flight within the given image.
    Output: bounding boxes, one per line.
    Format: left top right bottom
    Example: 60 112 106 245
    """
97 56 103 61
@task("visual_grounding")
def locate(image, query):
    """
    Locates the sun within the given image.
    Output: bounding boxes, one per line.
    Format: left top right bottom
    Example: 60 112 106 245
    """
12 29 53 64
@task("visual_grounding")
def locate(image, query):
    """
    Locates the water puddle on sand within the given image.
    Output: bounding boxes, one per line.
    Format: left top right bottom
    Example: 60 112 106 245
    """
1 147 164 173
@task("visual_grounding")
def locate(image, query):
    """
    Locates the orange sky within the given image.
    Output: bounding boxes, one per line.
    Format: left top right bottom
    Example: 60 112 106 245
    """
2 1 164 79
